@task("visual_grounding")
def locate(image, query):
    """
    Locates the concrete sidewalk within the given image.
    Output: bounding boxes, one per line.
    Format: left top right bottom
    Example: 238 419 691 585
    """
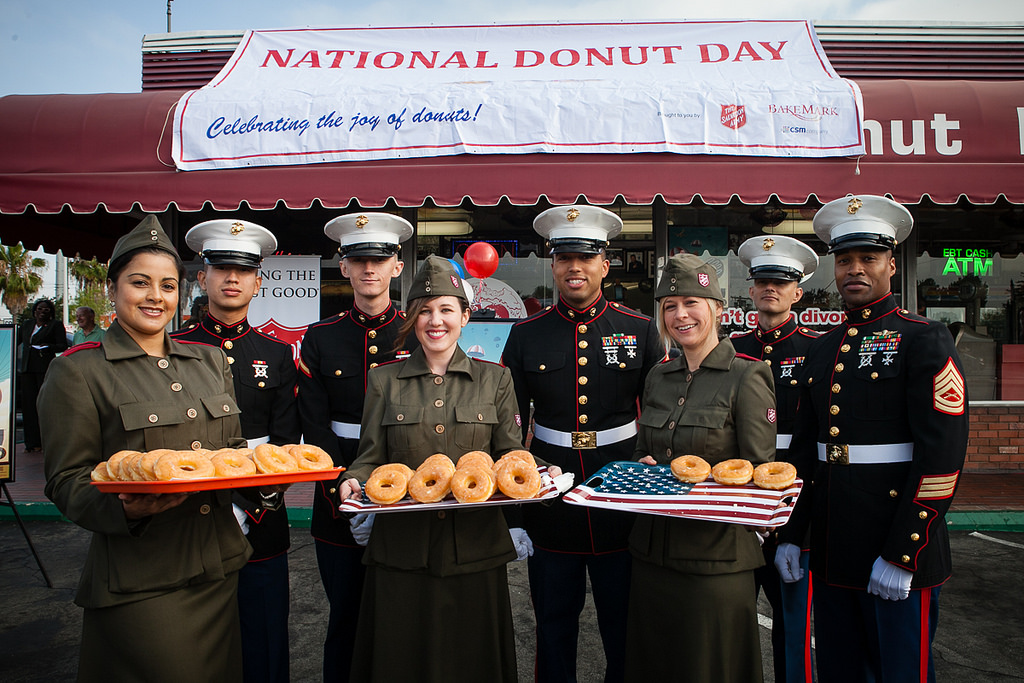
2 520 1022 682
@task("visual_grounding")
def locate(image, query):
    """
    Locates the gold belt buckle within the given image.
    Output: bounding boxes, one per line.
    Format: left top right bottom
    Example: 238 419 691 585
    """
571 431 598 449
826 443 849 465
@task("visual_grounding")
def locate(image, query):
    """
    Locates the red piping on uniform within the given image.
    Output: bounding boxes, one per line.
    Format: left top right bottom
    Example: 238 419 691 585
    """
919 588 932 682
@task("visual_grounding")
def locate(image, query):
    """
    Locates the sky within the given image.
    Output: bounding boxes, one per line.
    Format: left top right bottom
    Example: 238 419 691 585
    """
2 0 1023 96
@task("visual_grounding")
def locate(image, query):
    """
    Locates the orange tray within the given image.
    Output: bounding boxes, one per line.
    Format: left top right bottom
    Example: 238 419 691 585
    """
91 466 345 494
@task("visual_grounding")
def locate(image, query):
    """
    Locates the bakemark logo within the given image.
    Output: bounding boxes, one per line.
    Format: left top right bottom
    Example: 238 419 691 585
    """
252 360 269 379
915 471 959 500
767 408 777 423
720 104 746 130
858 330 901 368
933 358 965 415
778 356 805 378
602 333 638 366
698 273 710 287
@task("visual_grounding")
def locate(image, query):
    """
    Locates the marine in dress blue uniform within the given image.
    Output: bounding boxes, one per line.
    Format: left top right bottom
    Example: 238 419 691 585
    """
777 196 969 683
296 213 414 682
502 205 664 683
173 218 300 683
732 235 820 683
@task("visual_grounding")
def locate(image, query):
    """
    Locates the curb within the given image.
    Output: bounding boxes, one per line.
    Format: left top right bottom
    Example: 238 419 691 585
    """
3 503 1022 532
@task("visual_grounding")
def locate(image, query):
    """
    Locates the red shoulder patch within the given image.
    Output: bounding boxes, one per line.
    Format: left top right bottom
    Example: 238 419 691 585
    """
64 341 101 355
734 352 761 362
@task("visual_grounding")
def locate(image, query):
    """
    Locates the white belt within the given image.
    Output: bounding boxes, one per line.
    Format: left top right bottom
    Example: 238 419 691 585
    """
331 421 361 439
533 421 637 449
817 442 914 465
777 434 792 450
246 435 270 448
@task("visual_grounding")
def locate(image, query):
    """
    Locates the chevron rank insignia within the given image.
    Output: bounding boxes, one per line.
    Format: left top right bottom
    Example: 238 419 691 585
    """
915 472 959 500
933 358 965 415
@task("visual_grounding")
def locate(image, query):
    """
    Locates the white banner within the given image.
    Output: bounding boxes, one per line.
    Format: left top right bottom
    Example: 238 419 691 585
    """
172 21 864 170
248 255 321 361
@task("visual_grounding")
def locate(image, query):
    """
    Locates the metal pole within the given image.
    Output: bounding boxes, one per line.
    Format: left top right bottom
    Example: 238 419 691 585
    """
167 0 173 33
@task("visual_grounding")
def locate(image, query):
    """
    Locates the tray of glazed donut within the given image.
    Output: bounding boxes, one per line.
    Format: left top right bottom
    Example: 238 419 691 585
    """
562 458 803 528
90 443 344 494
338 450 564 514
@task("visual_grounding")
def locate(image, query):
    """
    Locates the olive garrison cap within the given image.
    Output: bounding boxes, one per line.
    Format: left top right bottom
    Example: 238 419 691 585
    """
407 255 471 304
109 215 180 264
655 253 726 303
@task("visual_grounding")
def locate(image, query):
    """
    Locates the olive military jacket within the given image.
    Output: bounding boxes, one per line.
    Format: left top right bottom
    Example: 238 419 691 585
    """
40 321 251 608
298 302 413 545
630 338 776 575
780 294 969 589
345 345 523 577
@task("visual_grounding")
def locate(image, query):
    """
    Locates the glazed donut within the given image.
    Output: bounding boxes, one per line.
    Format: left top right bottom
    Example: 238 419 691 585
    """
120 452 146 480
451 465 497 503
134 449 171 481
365 463 416 505
288 444 335 471
104 450 138 481
154 451 216 480
253 444 298 474
494 450 536 477
753 461 797 490
408 454 455 503
457 450 494 472
211 450 258 478
670 455 712 484
711 458 755 486
90 462 113 482
497 459 542 500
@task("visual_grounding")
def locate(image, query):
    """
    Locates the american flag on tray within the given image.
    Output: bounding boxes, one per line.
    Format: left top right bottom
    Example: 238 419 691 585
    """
563 461 802 528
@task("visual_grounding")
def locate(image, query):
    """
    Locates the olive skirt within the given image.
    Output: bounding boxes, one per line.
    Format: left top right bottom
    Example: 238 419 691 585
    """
351 565 518 682
78 574 242 683
625 558 762 683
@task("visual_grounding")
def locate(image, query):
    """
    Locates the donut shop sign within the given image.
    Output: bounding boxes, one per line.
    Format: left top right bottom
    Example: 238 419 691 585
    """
172 21 865 171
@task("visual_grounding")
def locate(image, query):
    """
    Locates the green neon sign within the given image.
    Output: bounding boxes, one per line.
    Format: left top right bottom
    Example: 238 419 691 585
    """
941 248 993 276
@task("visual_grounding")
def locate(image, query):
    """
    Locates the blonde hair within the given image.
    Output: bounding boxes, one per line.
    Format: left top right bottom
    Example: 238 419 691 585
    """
657 296 724 351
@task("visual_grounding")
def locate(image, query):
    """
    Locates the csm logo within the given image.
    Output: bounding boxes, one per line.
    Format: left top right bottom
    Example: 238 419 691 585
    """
782 125 807 133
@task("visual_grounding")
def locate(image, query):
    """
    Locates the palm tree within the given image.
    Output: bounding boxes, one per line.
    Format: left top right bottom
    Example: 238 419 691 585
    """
0 243 47 319
68 256 110 320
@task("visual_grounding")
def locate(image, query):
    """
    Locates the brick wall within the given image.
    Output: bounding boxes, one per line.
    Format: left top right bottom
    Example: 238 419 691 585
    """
966 404 1024 472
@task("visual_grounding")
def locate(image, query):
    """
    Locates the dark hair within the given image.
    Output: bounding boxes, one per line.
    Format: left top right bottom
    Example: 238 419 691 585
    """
394 295 471 351
31 299 55 314
107 246 186 285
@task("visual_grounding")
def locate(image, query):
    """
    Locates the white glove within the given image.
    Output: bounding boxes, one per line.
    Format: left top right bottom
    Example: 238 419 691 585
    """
774 542 804 583
509 527 534 561
867 556 913 601
349 513 375 547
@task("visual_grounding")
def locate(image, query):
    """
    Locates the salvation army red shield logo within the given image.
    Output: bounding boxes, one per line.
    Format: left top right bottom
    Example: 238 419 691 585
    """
698 273 710 287
450 275 460 288
721 104 746 130
767 408 777 423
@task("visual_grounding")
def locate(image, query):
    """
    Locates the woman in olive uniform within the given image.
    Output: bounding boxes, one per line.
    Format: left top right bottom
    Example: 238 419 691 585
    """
625 254 776 683
40 216 250 683
339 255 561 683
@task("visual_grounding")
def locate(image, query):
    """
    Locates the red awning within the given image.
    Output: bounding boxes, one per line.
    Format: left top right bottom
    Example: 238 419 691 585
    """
0 80 1021 216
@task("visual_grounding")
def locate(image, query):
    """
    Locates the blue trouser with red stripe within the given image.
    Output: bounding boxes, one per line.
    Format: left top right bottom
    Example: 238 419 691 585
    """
813 579 941 683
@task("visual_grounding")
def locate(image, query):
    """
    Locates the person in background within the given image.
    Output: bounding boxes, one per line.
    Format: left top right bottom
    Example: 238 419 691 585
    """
19 298 67 452
732 235 820 683
626 253 776 683
297 212 414 682
39 215 250 681
777 195 969 682
71 306 105 346
338 255 562 682
172 218 300 683
501 205 663 683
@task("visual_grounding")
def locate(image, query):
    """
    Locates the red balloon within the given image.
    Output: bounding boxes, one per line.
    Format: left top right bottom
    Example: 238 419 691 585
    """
463 241 499 279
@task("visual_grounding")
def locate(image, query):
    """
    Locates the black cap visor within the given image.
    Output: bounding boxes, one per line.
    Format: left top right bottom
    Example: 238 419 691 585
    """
339 243 401 259
202 250 262 268
747 265 803 282
828 232 896 254
548 238 608 255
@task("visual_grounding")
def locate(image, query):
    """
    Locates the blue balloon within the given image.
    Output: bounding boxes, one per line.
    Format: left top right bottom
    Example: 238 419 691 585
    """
447 258 467 279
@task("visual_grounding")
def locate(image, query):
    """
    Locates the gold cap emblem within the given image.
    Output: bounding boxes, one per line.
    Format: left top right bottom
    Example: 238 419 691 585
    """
762 237 775 251
230 221 245 235
847 197 863 214
355 215 369 228
567 208 580 222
